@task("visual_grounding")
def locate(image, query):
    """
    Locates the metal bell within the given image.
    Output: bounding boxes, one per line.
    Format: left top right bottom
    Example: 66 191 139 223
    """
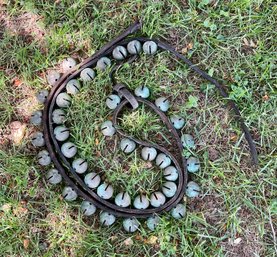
61 57 77 71
186 181 200 198
143 41 158 55
162 181 177 198
141 147 157 161
106 94 121 109
115 192 131 207
52 109 66 124
112 46 127 60
62 186 78 201
36 90 49 104
181 134 195 149
46 70 60 86
127 40 142 55
101 121 116 136
54 126 70 141
133 195 149 209
97 183 113 199
38 150 51 166
100 212 116 226
146 216 160 231
72 158 88 174
80 68 95 82
56 92 71 108
155 153 171 169
30 111 42 125
171 204 186 219
96 57 111 71
155 97 170 112
163 166 178 181
187 156 200 173
80 200 96 216
31 132 45 147
134 85 150 98
61 142 77 158
46 168 62 184
66 79 81 94
120 138 136 153
123 218 140 233
84 172 101 189
170 115 185 129
150 191 166 207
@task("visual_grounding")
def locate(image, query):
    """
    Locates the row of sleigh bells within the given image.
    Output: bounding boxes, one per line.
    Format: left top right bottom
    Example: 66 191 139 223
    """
30 39 201 232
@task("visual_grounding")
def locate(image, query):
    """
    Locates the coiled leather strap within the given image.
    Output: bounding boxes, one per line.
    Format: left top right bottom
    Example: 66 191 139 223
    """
42 21 258 218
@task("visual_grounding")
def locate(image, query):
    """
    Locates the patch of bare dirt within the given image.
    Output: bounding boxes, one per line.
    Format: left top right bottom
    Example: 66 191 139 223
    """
222 226 264 257
8 121 27 145
0 73 40 149
0 10 47 148
188 195 265 256
221 205 265 256
188 194 227 231
167 28 193 53
241 38 257 56
174 86 234 162
11 76 39 120
0 10 46 46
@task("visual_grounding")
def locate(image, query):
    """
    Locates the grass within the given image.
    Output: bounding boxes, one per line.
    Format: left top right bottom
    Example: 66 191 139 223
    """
0 0 276 256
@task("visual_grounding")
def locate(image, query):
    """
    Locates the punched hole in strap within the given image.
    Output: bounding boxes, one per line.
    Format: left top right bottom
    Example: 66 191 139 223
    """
113 84 139 109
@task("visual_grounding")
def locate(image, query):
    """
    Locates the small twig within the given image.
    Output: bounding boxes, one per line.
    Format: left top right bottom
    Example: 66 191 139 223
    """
268 208 277 254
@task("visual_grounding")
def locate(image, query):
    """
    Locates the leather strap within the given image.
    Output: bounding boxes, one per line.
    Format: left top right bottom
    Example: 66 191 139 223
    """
113 84 139 110
42 20 258 218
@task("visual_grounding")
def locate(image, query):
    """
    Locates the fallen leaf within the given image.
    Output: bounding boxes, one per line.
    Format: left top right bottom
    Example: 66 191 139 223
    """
230 133 238 142
181 42 193 54
23 239 30 249
243 38 249 46
13 78 23 87
145 235 158 245
181 47 188 54
9 121 27 145
187 42 193 50
109 235 118 241
233 237 242 246
144 161 153 169
243 38 257 48
123 237 133 246
21 200 27 205
1 203 11 212
263 94 269 101
249 39 257 48
13 206 28 217
135 234 143 241
157 133 163 140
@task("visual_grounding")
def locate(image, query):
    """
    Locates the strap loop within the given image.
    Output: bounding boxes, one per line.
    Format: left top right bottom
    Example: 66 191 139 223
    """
113 84 139 109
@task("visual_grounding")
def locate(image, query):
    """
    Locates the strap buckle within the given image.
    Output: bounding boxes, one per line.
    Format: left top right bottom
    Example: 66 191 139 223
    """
113 84 139 110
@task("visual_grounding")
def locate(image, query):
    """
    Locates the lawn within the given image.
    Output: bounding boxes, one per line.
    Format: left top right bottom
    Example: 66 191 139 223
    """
0 0 276 256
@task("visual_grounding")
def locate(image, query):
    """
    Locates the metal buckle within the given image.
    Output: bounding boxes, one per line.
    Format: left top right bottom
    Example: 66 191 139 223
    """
113 84 139 109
